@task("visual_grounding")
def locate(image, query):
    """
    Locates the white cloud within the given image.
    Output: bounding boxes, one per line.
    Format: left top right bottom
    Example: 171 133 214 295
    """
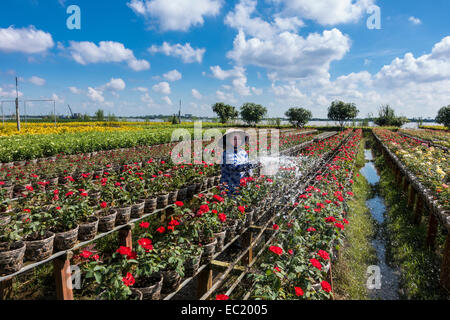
251 87 263 95
68 41 150 71
104 78 126 91
87 87 105 102
29 76 46 86
51 93 64 104
192 89 203 99
149 42 205 63
69 86 81 94
152 81 171 95
225 1 351 81
210 65 251 96
375 36 450 86
127 0 222 32
134 87 148 93
408 16 422 25
272 0 375 25
0 26 54 54
163 69 182 82
162 96 173 105
0 87 23 98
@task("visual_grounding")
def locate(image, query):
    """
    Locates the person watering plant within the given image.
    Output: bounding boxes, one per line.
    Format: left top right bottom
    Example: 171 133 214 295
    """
219 130 256 194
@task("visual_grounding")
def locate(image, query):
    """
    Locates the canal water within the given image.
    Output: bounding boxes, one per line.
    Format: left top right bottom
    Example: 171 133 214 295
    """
361 149 401 300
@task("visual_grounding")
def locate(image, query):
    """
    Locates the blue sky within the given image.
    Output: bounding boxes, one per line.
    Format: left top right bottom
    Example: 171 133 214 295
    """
0 0 449 119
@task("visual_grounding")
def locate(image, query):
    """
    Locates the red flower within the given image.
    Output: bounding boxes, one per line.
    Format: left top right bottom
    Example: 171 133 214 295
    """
325 216 336 223
23 208 31 213
91 254 99 261
80 250 92 259
321 280 332 293
307 227 316 232
343 218 349 224
138 238 153 252
25 186 34 192
122 272 135 287
213 195 224 203
310 258 322 270
218 213 227 222
238 206 245 213
288 249 294 255
80 192 88 197
65 191 74 197
175 201 184 207
294 287 304 297
317 250 330 260
116 246 131 256
274 266 281 272
140 221 150 229
100 202 108 209
216 294 229 300
156 226 165 234
335 222 345 230
272 224 279 230
269 246 283 256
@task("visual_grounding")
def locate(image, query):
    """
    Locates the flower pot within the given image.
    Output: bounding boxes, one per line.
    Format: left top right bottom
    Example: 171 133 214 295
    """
1 184 13 199
47 177 59 187
235 219 245 235
134 273 164 300
0 241 26 276
200 238 218 264
207 177 215 188
187 184 197 199
245 210 254 227
161 270 182 294
131 201 146 219
24 232 55 261
78 216 99 241
184 254 202 277
177 187 187 201
115 206 132 225
0 214 11 227
54 226 79 251
214 176 221 186
168 190 178 205
97 210 117 232
194 183 202 194
225 220 238 243
157 193 169 209
144 197 157 214
214 231 226 252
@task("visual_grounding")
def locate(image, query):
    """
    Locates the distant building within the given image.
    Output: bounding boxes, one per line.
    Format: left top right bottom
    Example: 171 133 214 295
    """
184 114 193 118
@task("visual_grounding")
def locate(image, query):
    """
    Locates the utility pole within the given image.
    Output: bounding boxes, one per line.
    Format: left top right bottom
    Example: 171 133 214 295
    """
178 99 181 124
15 77 20 132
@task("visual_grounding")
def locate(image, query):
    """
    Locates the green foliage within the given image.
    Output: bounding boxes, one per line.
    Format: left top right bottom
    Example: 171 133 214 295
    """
327 101 359 129
285 107 313 128
240 103 267 126
94 109 105 122
374 105 408 127
436 105 450 128
212 103 239 124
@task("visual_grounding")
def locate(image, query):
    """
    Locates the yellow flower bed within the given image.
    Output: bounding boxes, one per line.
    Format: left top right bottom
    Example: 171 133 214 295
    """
0 122 145 136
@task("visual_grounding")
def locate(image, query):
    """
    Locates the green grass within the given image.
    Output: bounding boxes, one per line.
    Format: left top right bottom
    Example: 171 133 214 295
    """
373 144 449 300
334 137 377 300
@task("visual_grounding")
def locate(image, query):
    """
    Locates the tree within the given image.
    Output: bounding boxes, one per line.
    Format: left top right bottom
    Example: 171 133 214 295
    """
436 105 450 128
107 113 117 122
285 107 313 128
83 113 91 122
240 103 267 126
327 101 359 130
95 109 104 121
212 103 238 124
374 105 408 127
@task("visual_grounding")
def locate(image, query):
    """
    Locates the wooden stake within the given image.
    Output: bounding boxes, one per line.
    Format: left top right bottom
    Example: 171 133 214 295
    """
426 213 438 248
0 279 14 300
407 186 415 209
53 252 74 300
413 195 423 225
402 176 409 192
440 234 450 292
242 230 253 265
118 225 133 249
197 265 213 299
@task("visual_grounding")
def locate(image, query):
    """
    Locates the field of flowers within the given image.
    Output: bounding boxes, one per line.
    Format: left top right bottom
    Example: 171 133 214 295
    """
399 128 450 149
374 129 449 210
0 126 362 300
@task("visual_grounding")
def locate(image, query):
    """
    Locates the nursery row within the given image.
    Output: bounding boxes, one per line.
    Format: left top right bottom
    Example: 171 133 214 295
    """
244 130 362 300
373 129 449 211
399 129 450 149
0 130 316 198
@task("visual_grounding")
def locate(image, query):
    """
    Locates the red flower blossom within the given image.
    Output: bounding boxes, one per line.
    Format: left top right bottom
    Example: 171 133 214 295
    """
100 202 108 209
295 287 304 297
269 246 283 256
310 258 322 270
80 250 92 259
325 216 336 223
238 206 245 213
156 226 165 234
321 280 332 293
288 249 294 255
272 224 279 230
122 273 135 287
218 213 227 222
317 250 330 260
138 238 153 252
175 201 184 207
216 294 229 300
335 222 345 230
343 218 349 224
140 221 150 229
213 195 224 202
307 227 316 232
